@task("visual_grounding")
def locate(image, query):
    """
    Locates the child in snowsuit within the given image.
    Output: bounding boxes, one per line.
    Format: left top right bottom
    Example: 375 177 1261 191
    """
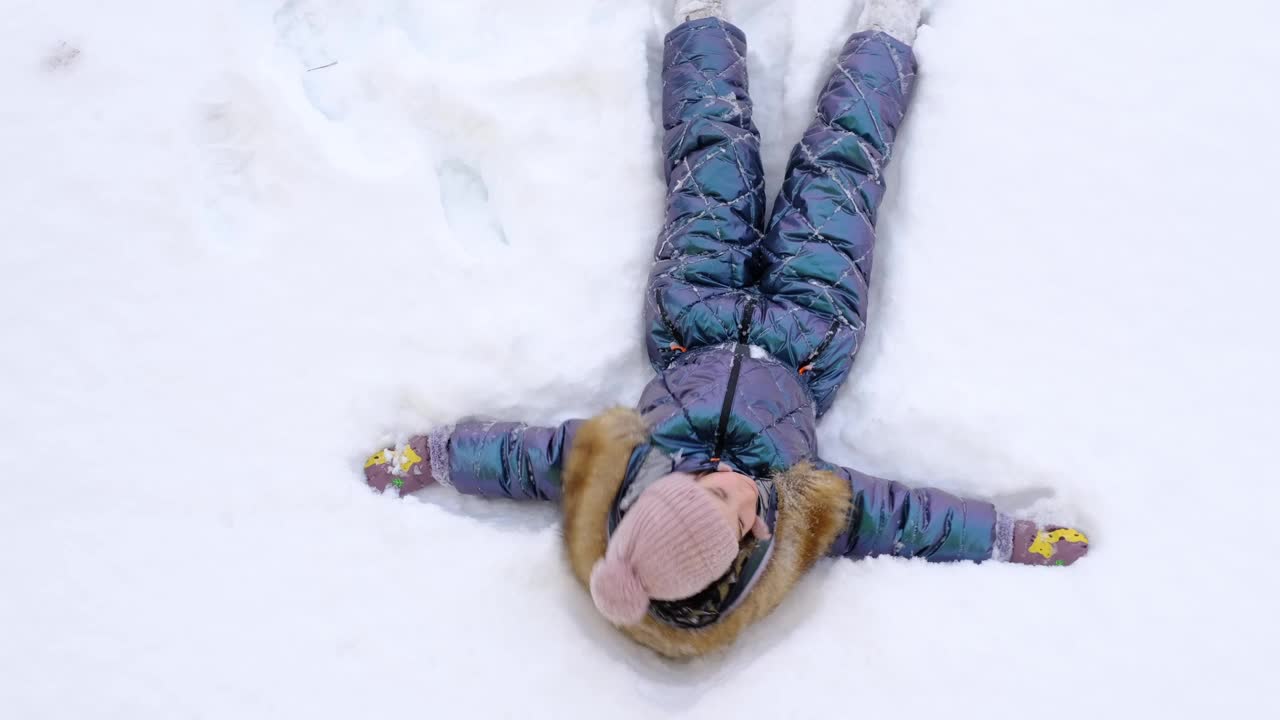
364 0 1089 658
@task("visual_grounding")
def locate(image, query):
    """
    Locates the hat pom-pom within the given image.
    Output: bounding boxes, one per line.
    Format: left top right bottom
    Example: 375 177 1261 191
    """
589 557 650 626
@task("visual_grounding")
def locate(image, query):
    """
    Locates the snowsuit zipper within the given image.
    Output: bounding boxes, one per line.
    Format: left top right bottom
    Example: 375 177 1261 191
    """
711 297 757 461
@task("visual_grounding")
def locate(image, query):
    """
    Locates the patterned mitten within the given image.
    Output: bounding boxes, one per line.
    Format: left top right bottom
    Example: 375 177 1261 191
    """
996 517 1090 566
364 435 434 495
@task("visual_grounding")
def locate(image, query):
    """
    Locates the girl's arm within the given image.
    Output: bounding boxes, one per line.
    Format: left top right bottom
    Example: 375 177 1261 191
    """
819 461 1089 566
364 419 583 502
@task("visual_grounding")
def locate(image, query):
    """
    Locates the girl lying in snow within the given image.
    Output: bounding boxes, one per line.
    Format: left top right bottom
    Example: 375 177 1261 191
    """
364 0 1088 657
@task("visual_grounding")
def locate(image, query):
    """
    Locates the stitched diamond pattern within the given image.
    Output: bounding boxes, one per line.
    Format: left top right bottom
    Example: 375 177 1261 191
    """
646 21 917 418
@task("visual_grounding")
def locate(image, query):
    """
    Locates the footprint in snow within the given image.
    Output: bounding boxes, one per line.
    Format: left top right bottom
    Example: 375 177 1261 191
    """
272 0 508 248
197 82 275 256
272 0 367 121
436 159 508 247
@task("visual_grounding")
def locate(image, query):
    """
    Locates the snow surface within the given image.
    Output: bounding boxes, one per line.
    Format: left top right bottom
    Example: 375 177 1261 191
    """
3 0 1278 717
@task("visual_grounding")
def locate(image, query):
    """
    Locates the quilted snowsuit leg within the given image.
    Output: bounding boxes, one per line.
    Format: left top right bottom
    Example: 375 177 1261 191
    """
645 18 768 370
748 31 917 416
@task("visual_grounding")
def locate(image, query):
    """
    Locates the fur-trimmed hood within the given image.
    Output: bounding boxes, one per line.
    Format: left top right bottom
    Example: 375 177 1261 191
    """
562 407 851 658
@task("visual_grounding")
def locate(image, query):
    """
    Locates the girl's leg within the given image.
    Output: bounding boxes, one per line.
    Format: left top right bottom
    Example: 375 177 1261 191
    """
746 0 921 416
644 10 767 369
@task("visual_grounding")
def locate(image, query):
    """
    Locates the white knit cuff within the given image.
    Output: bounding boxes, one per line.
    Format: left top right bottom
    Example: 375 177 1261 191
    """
427 425 455 489
856 0 923 45
992 513 1015 562
676 0 724 22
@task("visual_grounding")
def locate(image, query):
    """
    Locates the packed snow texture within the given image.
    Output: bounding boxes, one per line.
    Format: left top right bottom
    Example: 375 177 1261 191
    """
2 0 1278 717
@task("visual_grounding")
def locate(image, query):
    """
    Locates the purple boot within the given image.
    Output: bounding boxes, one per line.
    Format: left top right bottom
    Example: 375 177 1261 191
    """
363 435 434 495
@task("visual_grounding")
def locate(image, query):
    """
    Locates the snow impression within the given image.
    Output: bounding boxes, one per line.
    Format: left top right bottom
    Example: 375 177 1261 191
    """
2 0 1276 717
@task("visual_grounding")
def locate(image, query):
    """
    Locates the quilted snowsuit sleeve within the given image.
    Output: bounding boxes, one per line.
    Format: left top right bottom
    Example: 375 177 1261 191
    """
821 462 998 562
441 420 583 502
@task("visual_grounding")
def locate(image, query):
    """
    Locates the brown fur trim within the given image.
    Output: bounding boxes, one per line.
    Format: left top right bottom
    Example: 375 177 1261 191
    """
561 407 851 658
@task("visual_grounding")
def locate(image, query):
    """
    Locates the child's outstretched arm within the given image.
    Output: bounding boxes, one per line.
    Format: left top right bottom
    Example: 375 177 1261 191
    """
819 461 1089 566
364 419 583 502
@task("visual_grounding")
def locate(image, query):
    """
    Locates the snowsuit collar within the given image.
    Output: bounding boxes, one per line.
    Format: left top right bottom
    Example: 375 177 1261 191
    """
562 407 851 658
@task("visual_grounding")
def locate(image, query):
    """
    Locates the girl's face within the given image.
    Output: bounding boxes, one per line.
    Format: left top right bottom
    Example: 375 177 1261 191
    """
696 468 767 540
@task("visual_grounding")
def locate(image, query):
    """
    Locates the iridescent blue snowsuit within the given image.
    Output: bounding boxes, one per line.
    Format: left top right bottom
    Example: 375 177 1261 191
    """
439 19 996 565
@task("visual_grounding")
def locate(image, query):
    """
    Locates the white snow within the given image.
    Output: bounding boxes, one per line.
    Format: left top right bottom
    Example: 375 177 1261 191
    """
2 0 1278 717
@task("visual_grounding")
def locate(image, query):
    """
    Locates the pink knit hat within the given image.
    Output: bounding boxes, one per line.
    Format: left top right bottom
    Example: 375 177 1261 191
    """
588 472 741 626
